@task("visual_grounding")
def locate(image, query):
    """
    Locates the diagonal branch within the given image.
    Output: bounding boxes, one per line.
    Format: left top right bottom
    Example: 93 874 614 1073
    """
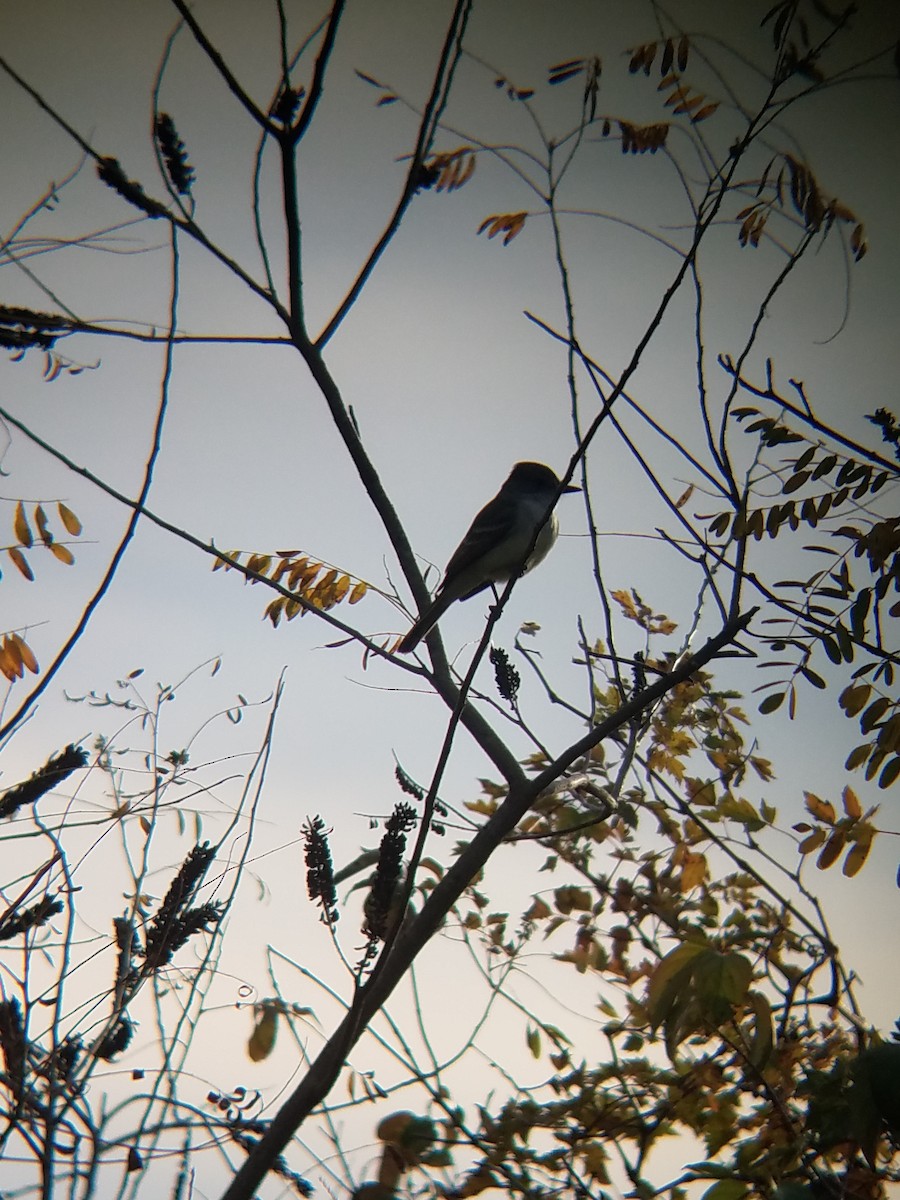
220 606 753 1200
167 0 276 133
290 0 346 143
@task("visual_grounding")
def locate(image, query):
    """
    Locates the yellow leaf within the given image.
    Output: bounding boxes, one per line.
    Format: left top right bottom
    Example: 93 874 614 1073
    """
13 500 32 548
314 567 337 593
9 547 34 581
843 834 873 877
817 830 845 870
804 791 836 824
57 501 83 536
264 598 284 627
34 504 52 545
349 579 367 604
841 785 862 819
49 542 75 565
10 634 38 675
332 573 351 603
0 638 22 681
798 828 827 855
679 850 707 891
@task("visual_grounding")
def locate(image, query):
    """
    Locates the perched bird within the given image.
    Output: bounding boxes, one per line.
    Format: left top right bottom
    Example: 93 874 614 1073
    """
397 461 579 653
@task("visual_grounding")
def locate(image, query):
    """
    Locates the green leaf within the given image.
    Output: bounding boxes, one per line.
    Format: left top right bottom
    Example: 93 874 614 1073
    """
701 1180 748 1200
526 1024 541 1058
746 991 774 1069
646 940 708 1029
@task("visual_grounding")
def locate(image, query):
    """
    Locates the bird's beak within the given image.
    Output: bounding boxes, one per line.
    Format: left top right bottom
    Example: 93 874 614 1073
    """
562 482 580 494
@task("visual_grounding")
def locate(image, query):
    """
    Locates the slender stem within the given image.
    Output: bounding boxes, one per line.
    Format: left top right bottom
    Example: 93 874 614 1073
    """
315 0 473 347
0 228 181 742
290 0 346 143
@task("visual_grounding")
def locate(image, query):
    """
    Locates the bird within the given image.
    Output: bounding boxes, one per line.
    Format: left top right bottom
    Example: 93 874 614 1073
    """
397 461 579 654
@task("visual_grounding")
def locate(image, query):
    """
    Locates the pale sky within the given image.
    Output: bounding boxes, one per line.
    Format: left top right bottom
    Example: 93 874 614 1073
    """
1 2 899 1195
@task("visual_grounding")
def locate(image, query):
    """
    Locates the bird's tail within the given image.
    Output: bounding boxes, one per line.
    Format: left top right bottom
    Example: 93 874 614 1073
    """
396 591 455 654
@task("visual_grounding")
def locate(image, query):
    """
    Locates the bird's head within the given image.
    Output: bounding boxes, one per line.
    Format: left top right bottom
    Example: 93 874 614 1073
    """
508 461 580 495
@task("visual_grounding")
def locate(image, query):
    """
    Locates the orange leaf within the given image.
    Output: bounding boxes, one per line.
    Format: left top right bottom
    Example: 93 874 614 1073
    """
692 102 720 122
0 638 22 681
10 634 39 675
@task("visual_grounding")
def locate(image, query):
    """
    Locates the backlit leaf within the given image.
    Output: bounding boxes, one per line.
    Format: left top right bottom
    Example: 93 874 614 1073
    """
804 791 835 823
9 547 34 581
798 829 826 855
817 830 845 870
679 850 707 891
840 683 870 716
843 835 872 876
13 500 32 548
747 990 774 1069
702 1182 747 1200
782 470 809 494
49 542 75 565
845 744 870 771
9 634 38 675
646 940 707 1029
526 1025 541 1058
860 697 890 733
34 504 52 544
248 1004 278 1061
879 756 900 790
841 786 862 819
0 641 18 681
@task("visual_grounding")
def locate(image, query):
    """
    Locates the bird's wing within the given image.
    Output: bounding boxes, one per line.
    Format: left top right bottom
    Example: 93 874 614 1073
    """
440 491 520 597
